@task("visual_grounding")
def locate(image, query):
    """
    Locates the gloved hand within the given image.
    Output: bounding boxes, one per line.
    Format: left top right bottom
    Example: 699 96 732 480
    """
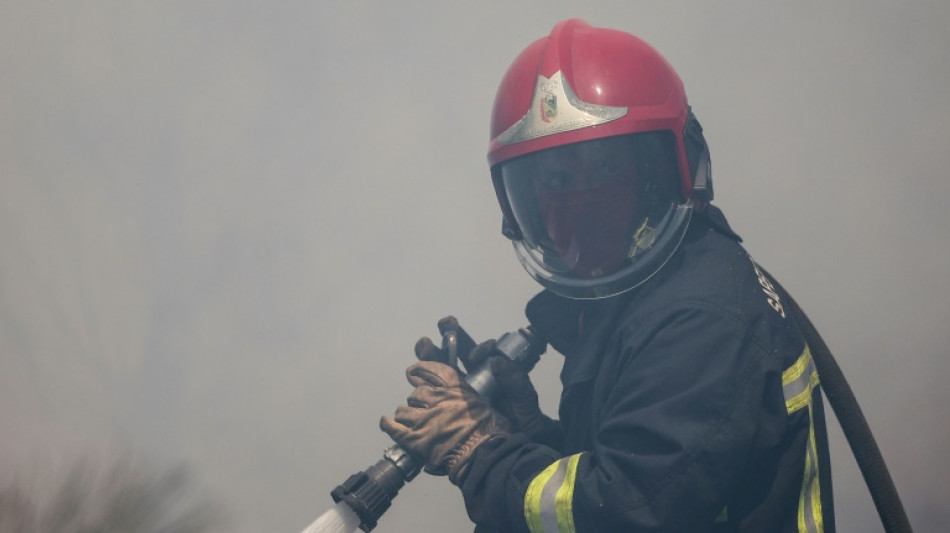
414 316 549 439
380 360 511 485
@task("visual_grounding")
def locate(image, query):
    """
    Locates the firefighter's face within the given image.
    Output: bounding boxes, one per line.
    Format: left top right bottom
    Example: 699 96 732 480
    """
528 139 640 277
500 131 688 298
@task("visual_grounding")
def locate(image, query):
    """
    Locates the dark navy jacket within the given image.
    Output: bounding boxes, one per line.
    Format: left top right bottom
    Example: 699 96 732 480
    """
460 207 835 532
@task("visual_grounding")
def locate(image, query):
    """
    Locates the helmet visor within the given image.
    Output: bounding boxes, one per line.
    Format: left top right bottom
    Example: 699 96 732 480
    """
501 132 690 298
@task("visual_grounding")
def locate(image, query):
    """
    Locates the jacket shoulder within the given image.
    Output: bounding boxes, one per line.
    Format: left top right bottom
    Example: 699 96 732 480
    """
622 222 804 361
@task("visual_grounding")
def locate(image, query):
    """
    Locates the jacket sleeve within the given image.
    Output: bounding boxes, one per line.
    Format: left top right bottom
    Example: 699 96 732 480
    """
458 302 789 532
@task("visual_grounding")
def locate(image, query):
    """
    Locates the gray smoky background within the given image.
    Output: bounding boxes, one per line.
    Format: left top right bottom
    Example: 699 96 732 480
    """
2 2 948 532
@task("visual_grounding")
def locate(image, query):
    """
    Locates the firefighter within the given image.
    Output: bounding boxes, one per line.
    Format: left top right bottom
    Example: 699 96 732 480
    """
381 19 835 532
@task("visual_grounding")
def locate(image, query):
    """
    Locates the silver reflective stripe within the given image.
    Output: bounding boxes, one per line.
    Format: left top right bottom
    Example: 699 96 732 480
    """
524 454 582 533
539 460 569 532
783 346 818 414
783 346 824 532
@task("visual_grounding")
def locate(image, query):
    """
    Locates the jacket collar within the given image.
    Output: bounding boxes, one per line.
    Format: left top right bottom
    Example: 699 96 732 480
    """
526 289 634 387
700 204 742 242
522 205 740 386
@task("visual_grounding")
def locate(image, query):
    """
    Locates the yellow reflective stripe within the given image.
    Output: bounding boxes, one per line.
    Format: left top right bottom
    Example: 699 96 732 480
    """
784 346 824 533
806 403 824 532
796 402 824 532
525 460 562 533
783 346 819 414
555 454 581 532
524 454 582 533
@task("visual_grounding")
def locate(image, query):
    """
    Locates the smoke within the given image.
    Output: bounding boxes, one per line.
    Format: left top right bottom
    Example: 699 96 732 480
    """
1 2 947 532
0 455 223 533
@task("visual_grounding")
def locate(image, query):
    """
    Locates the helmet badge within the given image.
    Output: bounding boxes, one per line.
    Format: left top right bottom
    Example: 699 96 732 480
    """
496 71 628 146
540 92 558 123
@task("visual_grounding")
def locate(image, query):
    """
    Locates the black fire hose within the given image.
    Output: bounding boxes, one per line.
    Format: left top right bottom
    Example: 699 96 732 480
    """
761 265 913 533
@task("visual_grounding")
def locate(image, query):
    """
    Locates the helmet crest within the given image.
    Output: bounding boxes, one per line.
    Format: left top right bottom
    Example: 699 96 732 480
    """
495 71 628 146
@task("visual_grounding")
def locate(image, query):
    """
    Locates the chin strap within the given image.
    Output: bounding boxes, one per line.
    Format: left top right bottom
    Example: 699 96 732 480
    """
759 265 913 533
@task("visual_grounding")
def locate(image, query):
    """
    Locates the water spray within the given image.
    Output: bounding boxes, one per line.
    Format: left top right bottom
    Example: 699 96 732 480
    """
302 326 546 533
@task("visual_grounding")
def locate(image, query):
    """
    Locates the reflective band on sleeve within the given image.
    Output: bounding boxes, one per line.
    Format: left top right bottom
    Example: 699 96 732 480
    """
783 346 819 414
524 454 582 533
797 402 824 533
783 346 824 532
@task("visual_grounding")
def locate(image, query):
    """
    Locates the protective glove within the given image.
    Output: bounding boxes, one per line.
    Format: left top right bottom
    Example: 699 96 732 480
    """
414 316 550 440
380 360 511 485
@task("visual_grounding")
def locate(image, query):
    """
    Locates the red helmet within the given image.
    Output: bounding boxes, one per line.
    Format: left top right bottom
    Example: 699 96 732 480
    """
488 19 712 298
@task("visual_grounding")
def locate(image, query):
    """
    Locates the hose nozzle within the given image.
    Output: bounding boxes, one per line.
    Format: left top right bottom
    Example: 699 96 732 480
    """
330 325 545 531
330 445 419 532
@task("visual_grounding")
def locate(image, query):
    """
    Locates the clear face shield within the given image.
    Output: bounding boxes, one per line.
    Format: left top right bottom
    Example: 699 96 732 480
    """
500 132 692 299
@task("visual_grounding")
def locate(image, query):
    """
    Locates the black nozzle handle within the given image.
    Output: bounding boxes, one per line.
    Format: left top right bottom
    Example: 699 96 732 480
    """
464 326 544 397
